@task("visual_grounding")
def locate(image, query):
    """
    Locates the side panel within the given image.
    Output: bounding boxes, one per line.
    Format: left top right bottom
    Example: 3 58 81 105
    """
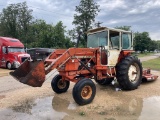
107 50 120 66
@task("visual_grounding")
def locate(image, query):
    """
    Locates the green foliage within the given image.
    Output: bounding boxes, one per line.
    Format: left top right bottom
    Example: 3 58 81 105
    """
155 40 160 51
68 28 78 42
0 2 33 41
134 33 160 52
148 40 157 51
28 20 73 48
115 26 159 52
53 21 67 48
134 32 152 52
72 0 100 47
79 111 85 116
115 26 131 31
29 19 55 48
0 2 73 49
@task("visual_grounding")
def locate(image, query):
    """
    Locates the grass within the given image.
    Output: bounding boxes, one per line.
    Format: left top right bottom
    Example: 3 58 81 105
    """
79 111 85 116
142 58 160 70
134 52 154 57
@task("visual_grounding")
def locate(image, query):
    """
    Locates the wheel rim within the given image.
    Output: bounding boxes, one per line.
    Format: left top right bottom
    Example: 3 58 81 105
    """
7 63 11 69
81 85 92 100
57 79 67 89
128 64 139 83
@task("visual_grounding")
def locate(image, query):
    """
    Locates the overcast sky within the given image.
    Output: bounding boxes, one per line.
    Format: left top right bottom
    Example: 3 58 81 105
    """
0 0 160 40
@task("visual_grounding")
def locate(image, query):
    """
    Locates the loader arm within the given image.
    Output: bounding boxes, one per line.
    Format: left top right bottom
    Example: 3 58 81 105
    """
45 48 97 74
10 48 98 87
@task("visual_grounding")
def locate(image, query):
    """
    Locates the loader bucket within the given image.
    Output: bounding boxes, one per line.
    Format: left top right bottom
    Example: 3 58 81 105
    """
10 60 46 87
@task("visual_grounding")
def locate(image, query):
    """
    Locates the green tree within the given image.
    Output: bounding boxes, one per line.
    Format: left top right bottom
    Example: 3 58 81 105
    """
53 21 73 48
53 21 66 48
148 40 157 52
0 2 33 43
156 40 160 51
64 36 74 48
72 0 100 47
28 20 73 48
115 26 131 31
0 2 73 49
26 19 45 47
134 32 152 52
30 19 55 48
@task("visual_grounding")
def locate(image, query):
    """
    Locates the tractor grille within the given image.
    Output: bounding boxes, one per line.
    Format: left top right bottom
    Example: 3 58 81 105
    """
21 57 29 62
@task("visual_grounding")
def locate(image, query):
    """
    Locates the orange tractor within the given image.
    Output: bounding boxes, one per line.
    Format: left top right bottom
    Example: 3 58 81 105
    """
10 27 158 105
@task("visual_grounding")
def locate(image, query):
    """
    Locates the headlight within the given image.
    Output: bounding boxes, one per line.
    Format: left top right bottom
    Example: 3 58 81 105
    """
13 61 20 68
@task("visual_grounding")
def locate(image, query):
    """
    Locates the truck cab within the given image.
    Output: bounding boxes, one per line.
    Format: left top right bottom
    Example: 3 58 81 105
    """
0 37 30 69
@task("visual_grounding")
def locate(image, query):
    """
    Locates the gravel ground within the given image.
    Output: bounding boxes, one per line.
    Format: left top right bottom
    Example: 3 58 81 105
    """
0 70 160 120
0 55 160 120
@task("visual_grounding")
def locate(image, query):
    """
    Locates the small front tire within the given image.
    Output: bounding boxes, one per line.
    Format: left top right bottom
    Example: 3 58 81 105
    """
72 78 96 105
51 74 70 94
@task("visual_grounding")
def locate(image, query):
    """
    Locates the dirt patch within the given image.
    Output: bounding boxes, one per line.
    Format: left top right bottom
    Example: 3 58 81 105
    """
0 95 5 99
0 70 159 120
0 68 11 77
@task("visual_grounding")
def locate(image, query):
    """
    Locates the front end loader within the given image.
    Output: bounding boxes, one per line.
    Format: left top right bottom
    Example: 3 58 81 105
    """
10 27 158 105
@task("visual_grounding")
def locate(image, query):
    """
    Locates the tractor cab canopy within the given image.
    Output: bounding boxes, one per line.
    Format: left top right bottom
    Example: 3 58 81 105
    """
87 27 133 50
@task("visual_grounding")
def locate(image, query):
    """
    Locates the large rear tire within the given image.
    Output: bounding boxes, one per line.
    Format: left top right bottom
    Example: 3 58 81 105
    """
72 78 96 105
51 74 70 94
116 56 142 90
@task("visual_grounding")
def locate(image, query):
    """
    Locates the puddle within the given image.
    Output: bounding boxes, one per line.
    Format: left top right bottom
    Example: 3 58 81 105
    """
0 95 160 120
52 96 77 111
112 96 160 120
67 101 77 110
0 97 68 120
138 96 160 120
104 96 143 118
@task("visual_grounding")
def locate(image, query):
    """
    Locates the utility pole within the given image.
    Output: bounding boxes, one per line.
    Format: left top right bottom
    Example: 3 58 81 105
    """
95 21 103 28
